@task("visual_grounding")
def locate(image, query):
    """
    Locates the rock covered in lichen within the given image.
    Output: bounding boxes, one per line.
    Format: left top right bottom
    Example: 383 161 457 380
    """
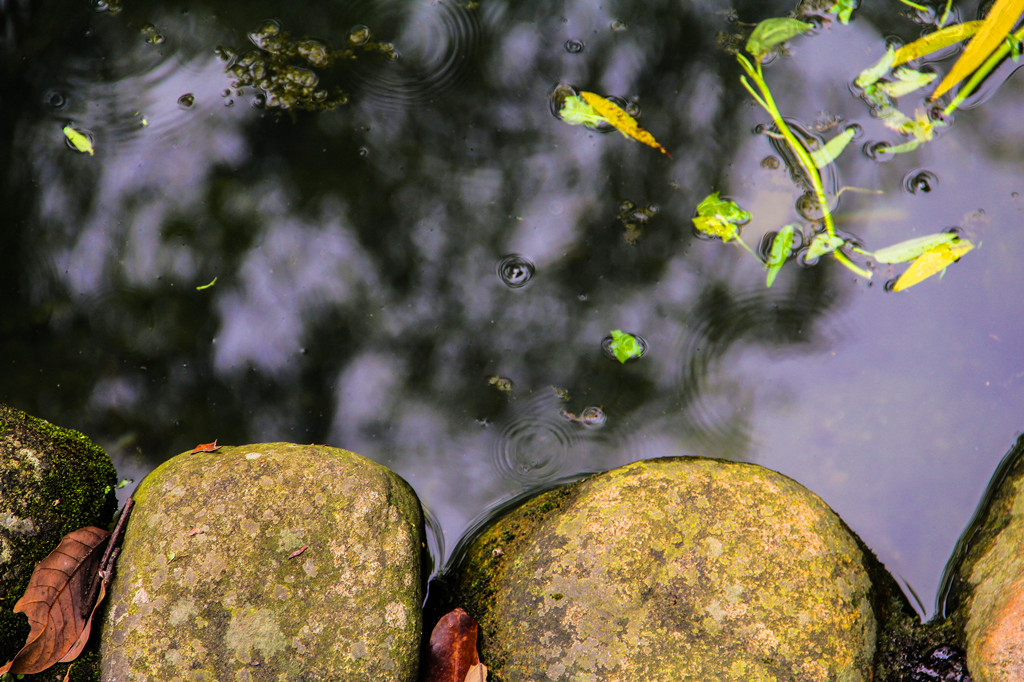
447 456 908 681
0 404 117 682
943 433 1024 681
100 442 425 681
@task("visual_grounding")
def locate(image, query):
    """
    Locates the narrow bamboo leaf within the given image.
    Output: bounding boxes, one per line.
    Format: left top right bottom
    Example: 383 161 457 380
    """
877 68 938 98
930 0 1024 100
745 18 814 59
810 127 856 168
579 92 671 157
872 232 957 263
765 224 795 287
62 126 94 156
856 48 896 89
892 20 983 66
559 96 607 129
806 233 844 260
893 238 974 291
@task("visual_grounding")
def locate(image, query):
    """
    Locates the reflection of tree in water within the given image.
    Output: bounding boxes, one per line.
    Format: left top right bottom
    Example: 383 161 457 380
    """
1 0 844 533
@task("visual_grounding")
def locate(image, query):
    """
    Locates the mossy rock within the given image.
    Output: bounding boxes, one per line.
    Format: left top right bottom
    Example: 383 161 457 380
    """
447 457 910 682
0 404 118 682
942 433 1024 681
100 442 425 681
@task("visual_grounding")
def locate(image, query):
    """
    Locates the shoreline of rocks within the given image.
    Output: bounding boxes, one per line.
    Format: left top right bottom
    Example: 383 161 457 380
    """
3 404 1021 680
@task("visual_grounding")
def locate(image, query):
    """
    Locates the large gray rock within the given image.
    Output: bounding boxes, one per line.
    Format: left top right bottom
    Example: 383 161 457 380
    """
100 442 425 681
0 404 117 682
448 456 910 682
943 433 1024 681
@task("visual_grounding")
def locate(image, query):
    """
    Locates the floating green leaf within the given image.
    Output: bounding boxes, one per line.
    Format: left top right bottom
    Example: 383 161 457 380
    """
892 238 974 291
560 95 607 129
810 127 856 168
746 18 814 60
806 233 845 260
831 0 856 24
608 330 642 364
765 224 795 287
870 232 958 264
878 68 938 98
63 125 94 156
196 277 218 291
692 192 751 244
856 48 896 89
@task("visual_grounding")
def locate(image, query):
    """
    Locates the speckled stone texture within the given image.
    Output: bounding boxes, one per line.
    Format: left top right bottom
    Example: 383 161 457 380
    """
100 443 425 682
448 457 889 682
945 433 1024 682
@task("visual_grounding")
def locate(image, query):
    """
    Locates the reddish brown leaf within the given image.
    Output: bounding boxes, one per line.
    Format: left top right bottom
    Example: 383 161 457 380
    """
422 608 481 682
0 526 111 675
186 526 204 537
190 440 220 453
287 544 308 559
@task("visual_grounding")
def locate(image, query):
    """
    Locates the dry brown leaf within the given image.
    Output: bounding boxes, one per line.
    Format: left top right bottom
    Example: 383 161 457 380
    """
287 544 308 559
0 526 110 675
190 440 220 453
464 662 488 682
422 608 481 682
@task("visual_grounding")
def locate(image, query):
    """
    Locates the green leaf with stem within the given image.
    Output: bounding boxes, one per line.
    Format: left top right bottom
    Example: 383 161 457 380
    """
737 53 871 280
806 233 845 260
746 18 814 61
693 192 755 254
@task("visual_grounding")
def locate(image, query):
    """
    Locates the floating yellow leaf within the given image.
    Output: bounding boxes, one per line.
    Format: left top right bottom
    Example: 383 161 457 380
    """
892 238 974 291
579 92 671 158
63 125 94 156
930 0 1024 100
892 20 983 66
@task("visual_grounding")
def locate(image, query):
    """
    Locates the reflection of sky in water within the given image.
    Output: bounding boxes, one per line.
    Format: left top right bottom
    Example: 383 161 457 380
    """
3 0 1024 618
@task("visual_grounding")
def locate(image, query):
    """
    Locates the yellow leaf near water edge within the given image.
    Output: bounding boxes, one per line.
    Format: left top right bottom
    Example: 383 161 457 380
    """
892 239 974 291
579 92 672 158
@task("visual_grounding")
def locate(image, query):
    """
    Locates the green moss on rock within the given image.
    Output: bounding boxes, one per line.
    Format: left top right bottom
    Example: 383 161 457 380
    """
448 457 909 682
0 404 117 681
100 442 425 681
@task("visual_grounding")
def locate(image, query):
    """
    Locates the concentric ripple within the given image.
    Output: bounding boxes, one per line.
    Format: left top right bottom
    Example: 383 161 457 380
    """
492 389 578 484
347 0 482 109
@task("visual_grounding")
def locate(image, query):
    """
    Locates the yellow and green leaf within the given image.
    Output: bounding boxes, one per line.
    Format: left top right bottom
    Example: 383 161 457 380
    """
892 238 974 291
871 232 958 264
579 91 672 158
892 20 983 66
930 0 1024 100
765 224 795 287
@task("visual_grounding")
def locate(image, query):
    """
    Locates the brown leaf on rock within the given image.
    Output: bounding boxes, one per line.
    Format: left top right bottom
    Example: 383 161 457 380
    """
0 526 111 675
422 608 482 682
190 440 220 453
464 662 488 682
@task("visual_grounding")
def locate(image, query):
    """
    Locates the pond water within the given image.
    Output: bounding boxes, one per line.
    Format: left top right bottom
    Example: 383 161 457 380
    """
2 0 1023 619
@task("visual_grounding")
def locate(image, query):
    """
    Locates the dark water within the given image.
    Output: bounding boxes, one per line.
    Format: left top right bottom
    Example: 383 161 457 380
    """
2 0 1023 618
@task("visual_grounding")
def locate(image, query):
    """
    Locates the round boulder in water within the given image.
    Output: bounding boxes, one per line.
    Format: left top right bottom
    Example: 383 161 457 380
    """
100 442 424 681
447 457 903 681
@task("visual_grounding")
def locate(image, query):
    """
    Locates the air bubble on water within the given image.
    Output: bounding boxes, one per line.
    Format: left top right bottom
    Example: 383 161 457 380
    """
177 93 195 108
497 254 536 288
904 170 938 194
564 39 584 53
